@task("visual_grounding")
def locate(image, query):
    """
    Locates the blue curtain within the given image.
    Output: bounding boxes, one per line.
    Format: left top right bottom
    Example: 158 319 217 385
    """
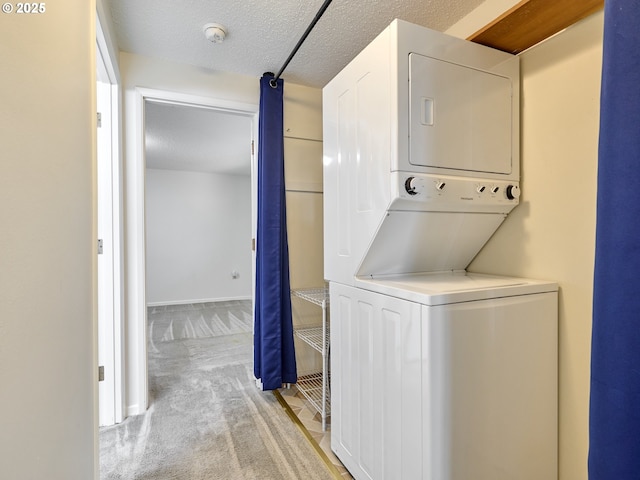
590 1 640 477
253 74 297 390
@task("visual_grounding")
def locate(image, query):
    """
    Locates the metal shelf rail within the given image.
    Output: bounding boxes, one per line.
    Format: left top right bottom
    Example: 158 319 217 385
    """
291 286 330 430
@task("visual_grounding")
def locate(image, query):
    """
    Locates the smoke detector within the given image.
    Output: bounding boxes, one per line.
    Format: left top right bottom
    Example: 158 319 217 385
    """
203 23 227 43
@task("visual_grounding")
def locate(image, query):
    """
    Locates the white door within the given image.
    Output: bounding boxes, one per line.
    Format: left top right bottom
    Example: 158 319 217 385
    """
97 78 114 426
409 53 513 174
330 282 423 480
96 34 123 426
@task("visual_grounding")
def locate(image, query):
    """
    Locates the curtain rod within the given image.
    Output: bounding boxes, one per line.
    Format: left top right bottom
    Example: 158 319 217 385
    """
267 0 334 88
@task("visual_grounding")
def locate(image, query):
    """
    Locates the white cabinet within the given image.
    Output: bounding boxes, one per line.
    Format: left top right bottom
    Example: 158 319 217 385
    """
330 283 423 479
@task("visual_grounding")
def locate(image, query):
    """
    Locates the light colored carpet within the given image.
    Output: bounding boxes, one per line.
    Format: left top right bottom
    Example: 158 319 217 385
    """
100 302 335 480
147 300 254 345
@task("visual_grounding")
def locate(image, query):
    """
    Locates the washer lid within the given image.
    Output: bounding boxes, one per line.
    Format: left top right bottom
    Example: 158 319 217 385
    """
354 271 557 306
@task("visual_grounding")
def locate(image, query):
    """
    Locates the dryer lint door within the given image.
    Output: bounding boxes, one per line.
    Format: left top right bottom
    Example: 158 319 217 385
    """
409 53 513 175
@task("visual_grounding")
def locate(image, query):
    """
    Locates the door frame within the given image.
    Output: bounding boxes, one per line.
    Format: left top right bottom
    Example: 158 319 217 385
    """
126 87 259 415
96 11 124 427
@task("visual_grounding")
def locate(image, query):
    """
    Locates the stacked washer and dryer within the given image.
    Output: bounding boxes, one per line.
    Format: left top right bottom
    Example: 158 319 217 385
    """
323 20 558 480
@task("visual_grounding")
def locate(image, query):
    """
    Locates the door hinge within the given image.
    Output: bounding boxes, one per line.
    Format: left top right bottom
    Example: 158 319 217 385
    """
98 239 104 255
252 238 256 251
98 366 105 382
97 112 102 128
251 140 254 155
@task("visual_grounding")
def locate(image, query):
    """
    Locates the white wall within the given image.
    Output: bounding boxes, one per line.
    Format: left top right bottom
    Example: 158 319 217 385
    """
121 52 260 105
471 14 602 479
449 9 604 480
282 83 326 375
0 2 97 479
145 169 252 304
446 0 520 39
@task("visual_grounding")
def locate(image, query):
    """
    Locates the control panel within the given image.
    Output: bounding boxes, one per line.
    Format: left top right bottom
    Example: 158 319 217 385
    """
391 172 520 213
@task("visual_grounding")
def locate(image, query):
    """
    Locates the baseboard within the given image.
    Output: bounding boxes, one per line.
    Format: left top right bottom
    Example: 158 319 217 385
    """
126 403 145 417
146 296 252 307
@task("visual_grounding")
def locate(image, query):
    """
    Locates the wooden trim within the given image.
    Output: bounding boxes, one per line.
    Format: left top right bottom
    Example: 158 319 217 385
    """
468 0 604 54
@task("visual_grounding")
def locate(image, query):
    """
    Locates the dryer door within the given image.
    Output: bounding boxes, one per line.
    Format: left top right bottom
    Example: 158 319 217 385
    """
357 210 507 276
409 53 513 175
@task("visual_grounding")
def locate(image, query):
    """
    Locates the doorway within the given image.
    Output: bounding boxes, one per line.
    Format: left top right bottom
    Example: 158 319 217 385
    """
125 89 259 415
143 101 253 308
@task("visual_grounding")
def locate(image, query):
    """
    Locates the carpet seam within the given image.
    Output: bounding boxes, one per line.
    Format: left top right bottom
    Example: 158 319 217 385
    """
273 390 344 480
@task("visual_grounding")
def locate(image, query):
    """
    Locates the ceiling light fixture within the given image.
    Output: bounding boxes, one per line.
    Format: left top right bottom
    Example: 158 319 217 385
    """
203 23 227 44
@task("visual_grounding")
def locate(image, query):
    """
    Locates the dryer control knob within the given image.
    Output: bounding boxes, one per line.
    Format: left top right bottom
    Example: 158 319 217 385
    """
405 176 418 195
506 185 521 200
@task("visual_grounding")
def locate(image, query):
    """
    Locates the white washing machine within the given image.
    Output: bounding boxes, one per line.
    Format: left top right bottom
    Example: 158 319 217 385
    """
330 272 557 480
322 19 558 480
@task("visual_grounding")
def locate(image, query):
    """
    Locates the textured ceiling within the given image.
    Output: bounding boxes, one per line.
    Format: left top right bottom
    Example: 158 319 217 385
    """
111 0 486 175
145 101 253 175
106 0 485 88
